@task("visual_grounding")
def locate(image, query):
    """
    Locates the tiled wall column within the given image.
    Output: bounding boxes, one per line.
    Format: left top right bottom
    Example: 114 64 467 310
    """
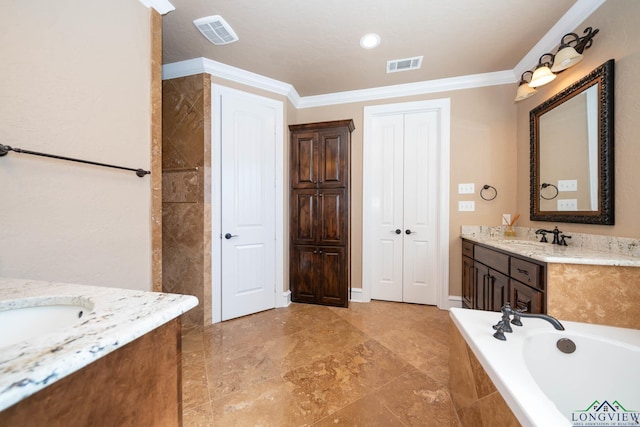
162 74 212 326
547 264 640 329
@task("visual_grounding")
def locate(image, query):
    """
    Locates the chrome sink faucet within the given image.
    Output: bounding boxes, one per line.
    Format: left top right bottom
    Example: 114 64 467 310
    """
493 303 564 340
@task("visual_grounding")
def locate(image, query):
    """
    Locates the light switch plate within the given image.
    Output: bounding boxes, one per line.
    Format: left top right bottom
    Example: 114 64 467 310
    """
458 183 475 194
557 199 578 211
458 201 475 212
558 180 578 192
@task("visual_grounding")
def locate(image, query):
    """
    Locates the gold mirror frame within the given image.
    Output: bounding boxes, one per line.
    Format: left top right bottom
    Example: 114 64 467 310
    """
530 59 615 225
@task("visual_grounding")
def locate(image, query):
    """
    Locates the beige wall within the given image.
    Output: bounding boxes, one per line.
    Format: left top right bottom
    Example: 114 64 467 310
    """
516 0 640 238
295 84 518 297
0 1 155 290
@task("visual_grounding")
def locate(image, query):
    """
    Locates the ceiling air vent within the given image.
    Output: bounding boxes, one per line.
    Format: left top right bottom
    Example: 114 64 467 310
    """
387 56 423 73
193 15 239 45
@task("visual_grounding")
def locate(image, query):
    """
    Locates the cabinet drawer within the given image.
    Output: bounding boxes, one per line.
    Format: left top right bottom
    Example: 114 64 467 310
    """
474 246 509 275
510 257 542 290
462 240 474 258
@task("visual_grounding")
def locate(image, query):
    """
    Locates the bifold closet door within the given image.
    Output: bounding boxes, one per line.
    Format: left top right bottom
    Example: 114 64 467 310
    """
368 111 438 305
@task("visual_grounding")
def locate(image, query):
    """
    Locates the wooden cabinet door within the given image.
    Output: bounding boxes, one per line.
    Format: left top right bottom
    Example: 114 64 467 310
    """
291 132 317 189
290 245 319 303
462 255 475 309
318 246 347 307
474 262 489 310
291 189 317 245
510 280 544 314
318 128 349 188
317 189 347 245
490 270 510 312
474 262 509 312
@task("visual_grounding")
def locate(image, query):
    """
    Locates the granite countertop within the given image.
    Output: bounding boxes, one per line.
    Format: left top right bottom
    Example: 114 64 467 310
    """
462 233 640 267
0 277 198 412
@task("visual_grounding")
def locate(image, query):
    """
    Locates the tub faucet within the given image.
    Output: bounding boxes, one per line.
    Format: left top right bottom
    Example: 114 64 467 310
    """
493 303 564 340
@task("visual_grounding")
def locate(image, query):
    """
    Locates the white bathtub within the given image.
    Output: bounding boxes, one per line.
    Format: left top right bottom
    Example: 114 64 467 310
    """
450 307 640 427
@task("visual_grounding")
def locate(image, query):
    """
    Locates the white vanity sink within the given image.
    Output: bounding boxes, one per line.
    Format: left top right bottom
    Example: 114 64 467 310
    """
0 303 90 349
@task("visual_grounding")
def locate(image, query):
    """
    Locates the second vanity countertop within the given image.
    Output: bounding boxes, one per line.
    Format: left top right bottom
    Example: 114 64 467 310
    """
0 277 198 412
461 234 640 267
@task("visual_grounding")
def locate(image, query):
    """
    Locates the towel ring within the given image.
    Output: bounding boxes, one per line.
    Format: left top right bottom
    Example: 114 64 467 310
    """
540 183 559 200
480 184 497 201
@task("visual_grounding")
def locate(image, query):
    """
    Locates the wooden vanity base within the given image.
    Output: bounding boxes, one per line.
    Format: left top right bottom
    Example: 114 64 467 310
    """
0 318 182 426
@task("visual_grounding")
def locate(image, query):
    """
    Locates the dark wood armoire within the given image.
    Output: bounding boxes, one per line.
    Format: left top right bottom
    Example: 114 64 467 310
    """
289 119 354 307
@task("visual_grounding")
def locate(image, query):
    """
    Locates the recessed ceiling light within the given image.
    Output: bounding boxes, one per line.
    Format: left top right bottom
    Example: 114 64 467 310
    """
360 33 381 49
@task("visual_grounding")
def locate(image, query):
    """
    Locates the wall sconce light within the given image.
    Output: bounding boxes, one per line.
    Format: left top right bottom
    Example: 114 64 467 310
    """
514 71 536 102
515 27 599 101
551 27 599 72
529 54 557 88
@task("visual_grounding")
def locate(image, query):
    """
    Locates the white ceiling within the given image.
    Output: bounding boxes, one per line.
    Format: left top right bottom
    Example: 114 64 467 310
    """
162 0 601 98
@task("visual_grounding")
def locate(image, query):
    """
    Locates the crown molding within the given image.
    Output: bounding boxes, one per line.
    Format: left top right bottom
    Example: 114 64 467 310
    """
297 70 516 109
137 0 175 15
162 58 300 105
162 59 514 109
514 0 606 78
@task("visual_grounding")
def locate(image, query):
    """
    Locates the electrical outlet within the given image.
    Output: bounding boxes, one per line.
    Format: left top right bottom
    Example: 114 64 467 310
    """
557 199 578 211
458 201 475 212
458 183 475 194
558 180 578 192
502 214 511 225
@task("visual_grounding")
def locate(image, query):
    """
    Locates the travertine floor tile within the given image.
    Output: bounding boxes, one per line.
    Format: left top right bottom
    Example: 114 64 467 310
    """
375 369 459 426
182 401 214 427
312 394 405 426
182 301 460 426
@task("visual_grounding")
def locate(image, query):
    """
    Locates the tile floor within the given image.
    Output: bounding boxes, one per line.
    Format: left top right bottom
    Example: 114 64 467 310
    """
181 301 460 426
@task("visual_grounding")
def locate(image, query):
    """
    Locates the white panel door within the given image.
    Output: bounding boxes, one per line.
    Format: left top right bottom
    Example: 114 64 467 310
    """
402 111 438 304
219 88 277 321
369 114 404 302
368 110 439 305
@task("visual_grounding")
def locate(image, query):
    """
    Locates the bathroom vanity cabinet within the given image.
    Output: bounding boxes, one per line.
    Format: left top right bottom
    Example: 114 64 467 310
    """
289 120 354 307
0 278 198 426
462 239 546 314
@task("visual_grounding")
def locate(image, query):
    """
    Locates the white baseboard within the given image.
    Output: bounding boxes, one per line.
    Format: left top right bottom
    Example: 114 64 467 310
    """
349 287 369 303
349 288 461 309
276 290 291 308
447 295 463 310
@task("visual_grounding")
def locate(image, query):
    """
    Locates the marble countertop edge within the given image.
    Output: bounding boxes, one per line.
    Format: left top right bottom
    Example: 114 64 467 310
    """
461 234 640 267
0 278 198 412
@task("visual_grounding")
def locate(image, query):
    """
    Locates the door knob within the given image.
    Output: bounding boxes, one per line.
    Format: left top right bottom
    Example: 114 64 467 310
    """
405 229 414 235
224 233 238 239
391 229 401 234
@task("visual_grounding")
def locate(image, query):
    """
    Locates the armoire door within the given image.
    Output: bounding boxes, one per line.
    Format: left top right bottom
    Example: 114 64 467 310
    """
290 127 349 189
289 120 353 308
366 111 439 305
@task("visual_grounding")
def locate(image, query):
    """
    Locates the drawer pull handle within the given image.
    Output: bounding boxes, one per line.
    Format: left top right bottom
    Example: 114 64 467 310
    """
517 268 529 275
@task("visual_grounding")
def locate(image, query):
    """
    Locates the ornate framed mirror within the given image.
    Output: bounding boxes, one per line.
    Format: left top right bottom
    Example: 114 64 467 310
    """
530 59 614 224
